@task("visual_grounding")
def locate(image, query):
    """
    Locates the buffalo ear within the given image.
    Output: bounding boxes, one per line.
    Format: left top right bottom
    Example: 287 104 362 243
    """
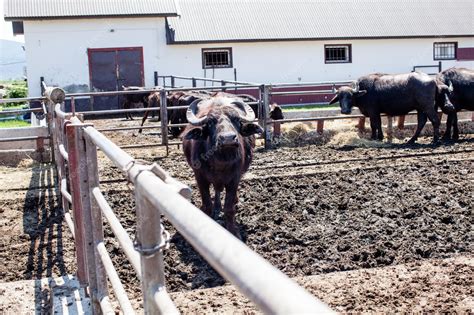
241 123 264 136
184 128 203 140
329 95 339 105
355 90 367 97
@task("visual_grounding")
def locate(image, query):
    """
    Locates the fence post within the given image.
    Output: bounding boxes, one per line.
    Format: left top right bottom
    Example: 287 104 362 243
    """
68 121 109 313
154 71 159 87
159 89 169 154
221 80 226 92
398 115 406 129
84 131 109 313
55 108 72 216
170 76 175 88
40 76 45 95
438 61 442 72
317 120 324 134
134 181 176 314
234 69 238 93
45 101 56 164
261 85 271 149
192 77 197 87
65 123 89 285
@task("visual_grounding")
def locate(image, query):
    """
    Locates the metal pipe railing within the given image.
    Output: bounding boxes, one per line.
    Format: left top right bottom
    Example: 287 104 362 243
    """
59 144 69 161
92 187 141 276
79 106 160 116
0 136 48 142
164 75 258 86
0 108 43 116
269 80 354 88
97 125 162 132
54 103 69 119
270 89 334 96
60 178 73 204
97 242 136 315
83 127 134 170
0 96 45 103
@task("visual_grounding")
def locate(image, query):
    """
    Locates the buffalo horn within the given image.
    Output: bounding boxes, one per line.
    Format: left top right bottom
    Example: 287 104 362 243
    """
351 81 360 93
186 99 208 125
231 100 256 122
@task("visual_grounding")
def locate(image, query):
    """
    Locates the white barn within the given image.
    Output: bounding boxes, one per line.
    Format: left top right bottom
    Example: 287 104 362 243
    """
4 0 474 108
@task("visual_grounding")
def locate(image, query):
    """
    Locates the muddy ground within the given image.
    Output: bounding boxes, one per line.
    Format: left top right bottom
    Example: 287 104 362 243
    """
1 117 473 312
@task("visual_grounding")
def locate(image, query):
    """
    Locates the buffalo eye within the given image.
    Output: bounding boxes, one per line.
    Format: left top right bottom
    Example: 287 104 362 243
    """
184 128 203 140
241 123 264 136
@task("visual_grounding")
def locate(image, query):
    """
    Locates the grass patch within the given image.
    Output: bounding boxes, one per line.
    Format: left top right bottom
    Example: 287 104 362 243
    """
0 119 31 128
0 105 27 111
282 104 338 111
1 80 28 107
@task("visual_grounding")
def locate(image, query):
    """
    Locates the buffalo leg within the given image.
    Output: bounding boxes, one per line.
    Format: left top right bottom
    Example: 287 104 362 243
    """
443 113 453 140
213 190 222 219
138 110 150 134
369 115 383 140
425 110 440 143
407 112 427 144
223 183 240 239
452 114 459 140
196 175 212 216
377 118 384 141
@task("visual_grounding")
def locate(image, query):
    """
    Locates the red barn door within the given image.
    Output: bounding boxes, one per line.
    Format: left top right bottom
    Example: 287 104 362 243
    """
88 47 144 111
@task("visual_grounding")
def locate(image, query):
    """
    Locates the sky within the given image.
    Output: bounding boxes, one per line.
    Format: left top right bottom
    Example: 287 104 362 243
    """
0 0 24 42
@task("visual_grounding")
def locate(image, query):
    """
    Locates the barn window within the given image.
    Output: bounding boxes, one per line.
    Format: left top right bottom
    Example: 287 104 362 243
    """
434 42 457 60
202 48 233 69
325 45 352 63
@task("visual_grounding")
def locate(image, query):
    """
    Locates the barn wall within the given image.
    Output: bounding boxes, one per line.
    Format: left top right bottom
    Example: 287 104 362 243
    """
160 38 474 85
24 17 474 99
24 17 167 97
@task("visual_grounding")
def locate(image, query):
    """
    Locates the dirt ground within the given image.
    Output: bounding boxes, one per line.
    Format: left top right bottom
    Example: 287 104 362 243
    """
1 117 473 313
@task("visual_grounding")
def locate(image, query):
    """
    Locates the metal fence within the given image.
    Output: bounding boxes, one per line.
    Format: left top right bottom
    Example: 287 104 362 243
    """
42 84 333 314
412 61 442 76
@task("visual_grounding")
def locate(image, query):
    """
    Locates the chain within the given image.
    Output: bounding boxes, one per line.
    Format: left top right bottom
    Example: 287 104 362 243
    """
133 222 171 257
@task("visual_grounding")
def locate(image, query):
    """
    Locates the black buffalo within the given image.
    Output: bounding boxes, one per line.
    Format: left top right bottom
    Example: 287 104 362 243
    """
436 67 474 140
330 72 440 144
182 96 263 238
139 91 210 136
121 86 149 120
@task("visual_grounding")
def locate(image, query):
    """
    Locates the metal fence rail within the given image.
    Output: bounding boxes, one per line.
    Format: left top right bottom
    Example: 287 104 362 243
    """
44 84 334 314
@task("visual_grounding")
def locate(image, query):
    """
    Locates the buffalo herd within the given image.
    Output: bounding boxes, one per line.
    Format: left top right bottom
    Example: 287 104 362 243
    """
121 67 472 238
330 67 473 144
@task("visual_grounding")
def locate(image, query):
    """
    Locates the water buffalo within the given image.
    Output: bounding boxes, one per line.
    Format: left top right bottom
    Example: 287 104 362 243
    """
330 72 440 144
139 91 209 136
121 86 149 120
182 96 263 238
436 68 474 140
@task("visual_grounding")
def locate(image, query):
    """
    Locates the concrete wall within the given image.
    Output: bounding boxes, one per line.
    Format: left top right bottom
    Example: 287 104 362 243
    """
24 17 474 98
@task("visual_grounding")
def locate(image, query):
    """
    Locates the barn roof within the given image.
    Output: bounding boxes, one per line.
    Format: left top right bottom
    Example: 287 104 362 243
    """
166 0 474 44
4 0 179 21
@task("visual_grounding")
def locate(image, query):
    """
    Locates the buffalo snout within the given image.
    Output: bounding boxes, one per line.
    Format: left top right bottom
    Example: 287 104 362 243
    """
341 109 352 115
218 132 238 147
443 103 456 113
